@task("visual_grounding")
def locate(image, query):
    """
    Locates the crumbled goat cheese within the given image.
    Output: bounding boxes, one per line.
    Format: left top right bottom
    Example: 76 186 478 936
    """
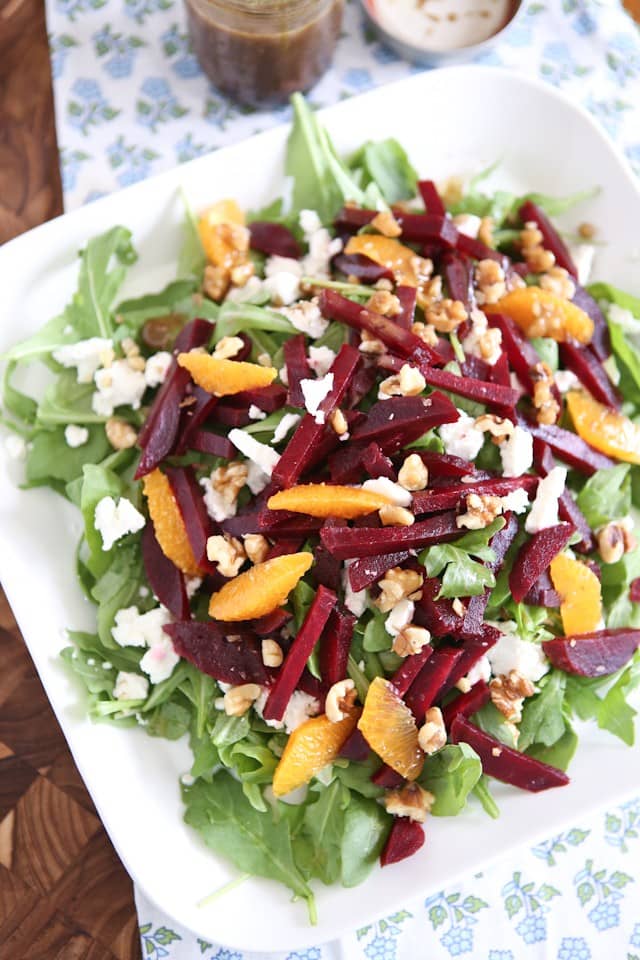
112 605 172 648
92 360 147 417
308 345 336 377
501 488 530 515
226 275 265 303
248 404 267 420
140 631 180 684
385 598 415 637
64 424 89 448
200 475 237 522
278 299 329 339
264 256 303 305
342 562 367 617
4 434 27 460
185 577 202 599
554 369 579 394
246 461 270 495
254 688 320 734
299 209 342 277
144 351 172 388
53 337 113 383
362 477 412 507
608 302 640 338
94 496 145 551
486 621 549 682
114 671 149 701
299 209 322 235
271 412 301 445
500 426 533 478
278 365 289 386
439 412 484 461
300 373 334 424
455 214 482 239
462 310 502 366
265 255 304 279
569 243 595 285
466 654 492 686
228 429 281 476
525 466 567 534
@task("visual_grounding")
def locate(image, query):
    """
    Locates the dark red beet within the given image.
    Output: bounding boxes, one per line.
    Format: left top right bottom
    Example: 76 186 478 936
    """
461 514 519 635
442 680 491 729
519 200 577 278
328 442 367 484
334 206 381 230
460 355 491 382
165 622 269 685
318 289 441 366
524 570 561 608
339 727 371 761
284 334 312 408
450 714 570 792
262 585 337 721
345 360 379 409
415 578 464 638
165 466 217 572
380 817 425 867
456 233 510 270
532 438 594 553
348 551 413 592
394 211 459 248
188 429 235 459
248 221 301 259
265 538 305 560
421 367 519 409
543 628 640 677
559 341 621 409
320 512 461 559
411 451 477 479
333 252 394 284
136 318 214 478
227 384 288 413
351 394 459 446
250 608 292 635
220 511 261 536
141 523 190 620
446 628 500 692
405 647 464 719
272 344 361 487
489 351 512 388
175 386 217 454
572 286 610 361
389 646 433 699
630 578 640 603
485 313 541 392
395 285 417 330
372 765 405 789
362 442 396 481
413 476 537 515
319 606 356 687
213 405 254 428
258 511 323 537
524 419 614 475
509 522 575 604
418 179 446 217
442 251 475 311
313 528 343 592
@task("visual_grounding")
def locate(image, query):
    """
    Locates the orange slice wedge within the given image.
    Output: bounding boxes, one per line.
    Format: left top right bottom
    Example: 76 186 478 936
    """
489 286 594 344
566 390 640 465
177 354 277 396
142 468 201 576
550 553 603 636
272 710 360 797
358 677 424 780
208 552 313 622
267 483 393 519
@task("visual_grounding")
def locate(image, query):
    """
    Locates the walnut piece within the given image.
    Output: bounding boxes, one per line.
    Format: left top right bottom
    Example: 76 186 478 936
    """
456 493 503 530
398 453 429 492
411 321 439 347
261 638 283 668
475 259 506 305
379 504 415 527
371 210 402 238
105 417 138 450
425 298 467 333
375 567 424 614
328 408 349 436
474 413 515 444
478 216 494 248
531 361 561 426
359 328 387 355
206 534 246 578
539 265 576 301
418 706 447 756
520 221 555 273
223 683 261 717
203 264 230 302
392 624 431 658
490 670 535 723
379 364 426 398
211 461 249 508
597 518 637 564
325 679 357 723
213 335 245 360
243 533 269 564
366 289 402 317
383 782 434 823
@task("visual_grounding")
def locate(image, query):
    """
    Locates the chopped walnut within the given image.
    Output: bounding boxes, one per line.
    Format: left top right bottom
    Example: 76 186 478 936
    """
418 706 447 756
531 362 561 426
206 534 246 578
526 296 565 339
379 364 426 398
230 261 254 288
384 782 434 823
127 355 146 373
439 176 464 208
478 216 494 248
329 408 349 436
597 518 637 564
579 221 596 240
366 289 402 317
398 453 429 492
457 493 503 530
474 413 515 444
375 567 424 613
121 337 140 359
325 679 357 723
411 321 439 347
379 504 415 527
359 328 387 355
520 221 555 273
374 277 394 292
539 266 576 301
452 598 466 617
261 638 283 668
257 352 272 367
490 670 535 723
416 275 442 312
425 298 468 333
393 624 431 658
210 461 249 508
371 210 402 238
213 335 245 360
243 533 270 564
203 264 230 302
105 417 138 450
223 683 261 717
475 259 506 305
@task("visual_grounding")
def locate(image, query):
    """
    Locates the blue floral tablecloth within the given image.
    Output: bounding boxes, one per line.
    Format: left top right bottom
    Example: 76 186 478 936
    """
43 0 640 954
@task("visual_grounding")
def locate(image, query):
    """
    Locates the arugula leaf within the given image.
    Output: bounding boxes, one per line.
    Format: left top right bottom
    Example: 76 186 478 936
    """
518 670 566 752
177 189 207 279
363 608 392 653
36 370 109 426
576 464 631 529
349 139 417 205
1 313 76 365
146 700 192 740
65 226 136 339
565 652 640 746
600 547 640 629
2 361 38 426
183 773 316 919
587 282 640 318
530 337 559 372
340 793 390 888
333 756 384 799
519 187 599 217
91 542 146 648
80 464 123 577
473 702 518 748
527 725 578 771
25 426 110 490
421 517 505 599
607 321 640 405
115 278 203 332
213 302 295 344
473 775 500 819
299 781 348 884
419 744 482 816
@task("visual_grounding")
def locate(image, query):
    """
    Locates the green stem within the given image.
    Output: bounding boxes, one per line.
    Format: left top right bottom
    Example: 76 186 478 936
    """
197 872 251 908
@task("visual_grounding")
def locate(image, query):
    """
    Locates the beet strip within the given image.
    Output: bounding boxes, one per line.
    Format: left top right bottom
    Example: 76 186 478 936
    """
362 442 396 481
441 680 491 729
175 386 217 454
141 523 190 620
272 344 361 487
532 438 594 553
519 200 577 278
445 628 500 694
248 221 301 259
456 233 509 269
485 313 541 392
442 251 475 312
572 286 610 361
371 765 405 789
339 728 371 761
165 465 217 572
411 450 477 479
320 512 462 560
348 551 413 592
262 585 337 721
418 179 446 217
284 334 312 407
333 252 394 284
421 367 519 408
413 476 538 515
318 289 442 366
394 211 459 248
350 394 460 446
450 714 570 791
524 419 614 475
380 818 425 867
395 285 417 329
390 644 433 697
165 622 270 685
524 571 561 608
415 578 465 638
509 522 575 604
559 341 621 409
543 628 640 677
405 647 464 719
188 429 235 459
319 606 356 687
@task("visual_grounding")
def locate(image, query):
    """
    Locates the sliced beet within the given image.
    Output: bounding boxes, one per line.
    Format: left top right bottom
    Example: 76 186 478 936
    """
442 251 475 311
213 405 254 428
248 221 301 259
446 628 500 692
442 680 491 729
262 585 337 721
141 523 190 620
348 551 413 592
334 206 380 231
532 438 594 553
345 360 379 410
572 286 610 361
450 714 570 792
165 622 269 685
265 537 305 560
411 450 476 479
395 285 417 330
136 318 214 478
175 386 217 454
543 628 640 677
415 578 464 638
318 289 441 366
250 608 292 636
272 344 361 487
524 570 561 608
258 510 323 537
413 476 537 515
220 511 262 536
489 351 512 389
485 313 540 392
390 644 433 697
284 334 312 408
559 340 621 409
362 442 396 481
165 465 217 573
394 211 459 248
524 419 614 475
351 394 459 446
456 233 510 270
405 646 464 719
460 355 491 382
228 384 288 414
519 200 577 278
313 526 343 592
418 180 446 217
328 441 367 484
188 429 236 459
332 252 394 284
461 514 519 634
319 605 356 687
421 367 519 409
631 578 640 603
380 817 425 867
509 522 575 604
339 727 371 761
371 765 405 789
320 512 461 559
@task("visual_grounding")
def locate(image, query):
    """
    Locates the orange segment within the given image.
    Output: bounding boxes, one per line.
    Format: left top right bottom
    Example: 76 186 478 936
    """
208 552 313 621
358 677 424 780
177 354 277 396
198 199 245 267
345 235 420 287
142 468 201 576
566 390 640 465
272 710 360 797
550 553 602 635
267 483 393 519
490 286 594 344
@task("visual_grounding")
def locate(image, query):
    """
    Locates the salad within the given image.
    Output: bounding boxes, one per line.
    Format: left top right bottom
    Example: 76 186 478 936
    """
3 95 640 924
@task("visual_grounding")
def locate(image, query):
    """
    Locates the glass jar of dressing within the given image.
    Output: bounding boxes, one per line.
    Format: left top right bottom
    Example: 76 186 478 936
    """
185 0 344 108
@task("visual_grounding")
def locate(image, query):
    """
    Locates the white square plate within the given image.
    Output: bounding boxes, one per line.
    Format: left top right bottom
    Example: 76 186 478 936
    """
1 66 639 953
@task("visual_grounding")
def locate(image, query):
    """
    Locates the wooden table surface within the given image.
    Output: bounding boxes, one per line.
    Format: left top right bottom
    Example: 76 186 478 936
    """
1 1 639 957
